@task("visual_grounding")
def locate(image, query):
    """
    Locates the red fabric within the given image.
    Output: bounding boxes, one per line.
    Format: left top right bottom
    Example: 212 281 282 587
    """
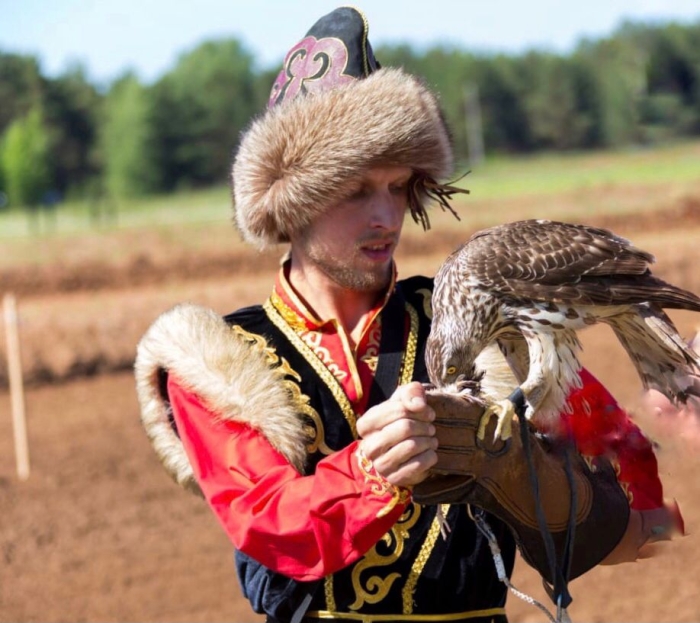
167 374 408 581
563 369 663 510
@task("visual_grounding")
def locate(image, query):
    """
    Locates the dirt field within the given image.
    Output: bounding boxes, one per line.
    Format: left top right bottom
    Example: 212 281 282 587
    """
1 196 700 622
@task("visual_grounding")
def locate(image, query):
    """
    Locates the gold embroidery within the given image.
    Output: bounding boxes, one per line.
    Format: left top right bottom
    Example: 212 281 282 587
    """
364 319 382 360
304 607 507 620
230 324 332 456
610 457 634 505
415 288 433 320
402 504 450 614
270 290 309 331
399 303 419 385
264 298 358 437
356 449 412 517
324 575 337 612
349 503 421 610
361 354 379 372
302 332 350 382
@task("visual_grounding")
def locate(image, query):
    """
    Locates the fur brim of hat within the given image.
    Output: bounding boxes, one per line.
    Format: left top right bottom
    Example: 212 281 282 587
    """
134 304 309 494
232 67 453 249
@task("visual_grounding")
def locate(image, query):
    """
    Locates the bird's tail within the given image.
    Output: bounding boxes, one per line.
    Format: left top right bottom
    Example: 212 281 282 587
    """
608 307 700 407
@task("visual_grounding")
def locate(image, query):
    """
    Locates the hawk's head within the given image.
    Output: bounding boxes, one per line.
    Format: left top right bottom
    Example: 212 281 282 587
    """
426 325 483 389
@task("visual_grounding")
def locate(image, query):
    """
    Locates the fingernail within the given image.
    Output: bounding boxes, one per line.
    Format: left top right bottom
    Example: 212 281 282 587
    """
411 396 426 409
428 424 435 436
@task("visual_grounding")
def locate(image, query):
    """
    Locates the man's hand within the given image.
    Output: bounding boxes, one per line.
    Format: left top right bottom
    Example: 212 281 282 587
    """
601 501 685 565
356 382 438 487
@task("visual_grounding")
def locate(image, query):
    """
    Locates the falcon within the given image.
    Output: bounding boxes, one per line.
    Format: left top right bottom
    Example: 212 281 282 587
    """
426 219 700 441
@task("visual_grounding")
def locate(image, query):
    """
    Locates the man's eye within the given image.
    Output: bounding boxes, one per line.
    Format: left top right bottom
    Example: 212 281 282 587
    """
347 186 369 200
390 183 408 195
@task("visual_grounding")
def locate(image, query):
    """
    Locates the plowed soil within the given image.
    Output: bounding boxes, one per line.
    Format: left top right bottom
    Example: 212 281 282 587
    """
1 199 699 622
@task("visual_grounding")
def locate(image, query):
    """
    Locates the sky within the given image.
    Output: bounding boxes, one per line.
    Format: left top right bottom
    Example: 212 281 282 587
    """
2 0 699 87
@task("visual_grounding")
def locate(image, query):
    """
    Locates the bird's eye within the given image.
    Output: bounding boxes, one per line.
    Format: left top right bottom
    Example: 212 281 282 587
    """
446 365 457 375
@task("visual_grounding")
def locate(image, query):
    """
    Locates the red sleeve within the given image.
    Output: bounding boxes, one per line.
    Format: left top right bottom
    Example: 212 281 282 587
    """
563 368 663 510
166 374 409 581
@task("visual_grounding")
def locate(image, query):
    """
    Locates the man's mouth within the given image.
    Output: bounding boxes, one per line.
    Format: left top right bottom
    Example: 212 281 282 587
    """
361 240 394 260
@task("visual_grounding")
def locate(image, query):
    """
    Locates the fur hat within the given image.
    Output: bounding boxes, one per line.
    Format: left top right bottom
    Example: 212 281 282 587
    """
232 6 456 249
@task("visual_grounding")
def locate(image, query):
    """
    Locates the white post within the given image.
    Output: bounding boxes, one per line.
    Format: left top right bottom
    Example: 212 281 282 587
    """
4 293 30 480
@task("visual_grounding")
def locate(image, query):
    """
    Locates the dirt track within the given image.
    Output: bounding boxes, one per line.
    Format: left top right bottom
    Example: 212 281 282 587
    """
1 206 700 622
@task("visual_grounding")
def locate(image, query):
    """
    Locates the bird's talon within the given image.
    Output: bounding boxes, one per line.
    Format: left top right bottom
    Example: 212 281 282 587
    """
479 399 516 442
493 415 513 442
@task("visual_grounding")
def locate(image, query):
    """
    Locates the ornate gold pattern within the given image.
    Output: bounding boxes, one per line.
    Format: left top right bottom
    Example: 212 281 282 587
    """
361 355 379 372
610 456 634 505
349 503 421 610
264 298 359 438
230 324 332 457
356 449 412 518
363 319 382 364
269 290 310 331
402 504 451 614
399 303 419 385
304 607 506 621
324 575 337 613
302 331 350 382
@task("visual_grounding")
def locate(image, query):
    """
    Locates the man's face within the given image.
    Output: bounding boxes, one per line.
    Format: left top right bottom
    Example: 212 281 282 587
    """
293 166 412 293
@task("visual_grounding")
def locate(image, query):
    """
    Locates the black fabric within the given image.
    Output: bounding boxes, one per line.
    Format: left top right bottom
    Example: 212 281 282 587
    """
367 283 407 406
305 7 380 78
235 550 320 623
268 615 508 623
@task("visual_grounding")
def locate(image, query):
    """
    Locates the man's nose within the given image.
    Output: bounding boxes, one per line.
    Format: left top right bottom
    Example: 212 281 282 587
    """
368 190 403 230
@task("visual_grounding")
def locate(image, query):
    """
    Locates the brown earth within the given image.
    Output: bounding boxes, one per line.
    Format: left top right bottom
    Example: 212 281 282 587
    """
1 200 700 622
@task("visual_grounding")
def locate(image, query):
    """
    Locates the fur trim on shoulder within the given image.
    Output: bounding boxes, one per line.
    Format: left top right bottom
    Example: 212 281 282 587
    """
232 67 453 249
135 304 309 494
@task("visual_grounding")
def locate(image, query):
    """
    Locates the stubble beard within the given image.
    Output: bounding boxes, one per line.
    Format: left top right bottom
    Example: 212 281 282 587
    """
304 242 392 293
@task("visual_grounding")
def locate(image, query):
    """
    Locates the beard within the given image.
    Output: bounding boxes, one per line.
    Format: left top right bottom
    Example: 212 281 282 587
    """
299 234 393 293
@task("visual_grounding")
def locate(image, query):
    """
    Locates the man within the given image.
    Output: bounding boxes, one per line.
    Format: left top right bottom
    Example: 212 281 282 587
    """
135 7 678 622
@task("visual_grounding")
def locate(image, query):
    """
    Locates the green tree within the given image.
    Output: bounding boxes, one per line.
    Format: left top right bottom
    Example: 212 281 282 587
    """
517 52 585 150
101 73 158 198
150 38 260 190
43 64 102 196
571 37 643 148
0 52 43 136
0 106 51 207
476 55 532 152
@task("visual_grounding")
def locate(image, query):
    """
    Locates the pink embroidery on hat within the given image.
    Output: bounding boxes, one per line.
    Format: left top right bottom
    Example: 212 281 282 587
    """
268 36 355 107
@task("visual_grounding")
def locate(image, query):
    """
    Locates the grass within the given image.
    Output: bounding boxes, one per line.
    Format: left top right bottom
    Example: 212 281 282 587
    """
458 140 700 199
1 139 699 270
0 185 232 238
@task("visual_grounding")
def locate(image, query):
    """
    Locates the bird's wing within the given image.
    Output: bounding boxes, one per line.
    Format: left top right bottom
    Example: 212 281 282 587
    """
454 219 700 309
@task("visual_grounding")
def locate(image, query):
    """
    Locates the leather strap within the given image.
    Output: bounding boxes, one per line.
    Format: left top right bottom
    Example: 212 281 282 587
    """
367 285 407 407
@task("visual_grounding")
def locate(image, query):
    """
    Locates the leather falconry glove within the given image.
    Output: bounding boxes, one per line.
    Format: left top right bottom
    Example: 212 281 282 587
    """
413 389 630 583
